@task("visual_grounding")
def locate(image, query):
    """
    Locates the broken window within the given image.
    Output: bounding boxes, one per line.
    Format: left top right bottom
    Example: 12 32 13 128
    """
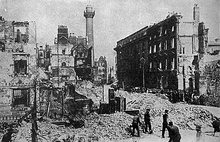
52 68 59 77
12 89 29 107
165 59 167 70
183 47 185 54
164 30 167 35
164 41 167 50
0 42 5 52
15 29 21 43
46 51 50 58
153 61 157 70
159 27 162 37
149 46 152 54
172 26 175 32
149 62 152 71
154 44 156 53
172 38 175 48
39 51 44 58
159 61 162 69
158 43 161 51
62 49 65 55
14 60 27 75
171 58 175 70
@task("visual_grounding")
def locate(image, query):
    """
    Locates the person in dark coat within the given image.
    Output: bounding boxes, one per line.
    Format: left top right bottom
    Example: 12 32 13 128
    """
132 112 141 137
162 109 169 138
144 109 152 133
167 121 181 142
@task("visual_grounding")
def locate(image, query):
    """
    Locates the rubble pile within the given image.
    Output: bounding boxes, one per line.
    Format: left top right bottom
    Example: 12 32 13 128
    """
0 122 18 140
116 90 214 132
7 112 133 141
76 81 103 107
11 121 77 142
84 112 133 140
1 81 217 141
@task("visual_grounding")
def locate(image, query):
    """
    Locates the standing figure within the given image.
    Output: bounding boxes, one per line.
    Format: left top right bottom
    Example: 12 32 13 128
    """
195 125 205 142
132 112 141 137
162 109 169 138
144 109 152 134
167 121 181 142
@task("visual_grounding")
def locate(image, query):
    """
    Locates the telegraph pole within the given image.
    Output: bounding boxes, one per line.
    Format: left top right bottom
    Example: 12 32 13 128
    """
32 80 38 142
183 66 186 102
32 20 38 142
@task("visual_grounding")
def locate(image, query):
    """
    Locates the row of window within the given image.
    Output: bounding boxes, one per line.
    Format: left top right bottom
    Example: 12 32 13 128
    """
118 38 176 61
119 25 176 46
149 38 175 54
98 68 105 73
149 25 175 41
149 57 176 71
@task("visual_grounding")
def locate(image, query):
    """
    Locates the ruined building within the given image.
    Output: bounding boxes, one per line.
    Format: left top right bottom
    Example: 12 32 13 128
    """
73 35 92 80
50 5 95 82
50 25 76 88
37 44 51 71
199 38 220 106
207 38 220 55
0 16 36 52
0 17 49 118
94 56 108 84
114 4 208 97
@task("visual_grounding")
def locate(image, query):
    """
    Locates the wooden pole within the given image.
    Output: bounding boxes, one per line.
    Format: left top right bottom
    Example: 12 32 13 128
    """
32 80 38 142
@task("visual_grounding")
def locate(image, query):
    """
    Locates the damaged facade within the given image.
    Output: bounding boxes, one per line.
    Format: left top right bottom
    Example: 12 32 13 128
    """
199 38 220 106
73 35 92 80
49 5 95 82
37 44 51 71
0 17 50 118
0 52 36 116
0 16 36 52
206 38 220 54
50 25 76 88
114 4 208 97
94 56 108 84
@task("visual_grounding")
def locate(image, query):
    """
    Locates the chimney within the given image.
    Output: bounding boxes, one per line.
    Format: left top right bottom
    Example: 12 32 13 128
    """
193 4 200 23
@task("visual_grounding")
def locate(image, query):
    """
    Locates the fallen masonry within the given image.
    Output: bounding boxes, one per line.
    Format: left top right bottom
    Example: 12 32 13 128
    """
0 81 219 141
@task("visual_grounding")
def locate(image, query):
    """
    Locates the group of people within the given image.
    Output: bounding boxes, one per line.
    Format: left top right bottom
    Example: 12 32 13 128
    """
132 109 181 142
131 109 152 137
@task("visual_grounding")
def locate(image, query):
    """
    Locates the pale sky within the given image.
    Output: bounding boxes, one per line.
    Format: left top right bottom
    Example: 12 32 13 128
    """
0 0 219 66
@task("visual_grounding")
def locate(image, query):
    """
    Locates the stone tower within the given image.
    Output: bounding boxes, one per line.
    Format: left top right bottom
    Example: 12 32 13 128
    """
84 5 95 67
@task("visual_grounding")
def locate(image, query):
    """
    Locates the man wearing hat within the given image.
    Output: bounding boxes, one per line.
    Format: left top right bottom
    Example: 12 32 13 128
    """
167 121 181 142
132 112 141 137
195 124 205 142
144 108 152 134
162 109 169 138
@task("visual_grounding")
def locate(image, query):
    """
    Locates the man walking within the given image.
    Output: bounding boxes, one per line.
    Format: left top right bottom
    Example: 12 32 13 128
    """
144 109 152 134
167 121 181 142
162 109 169 138
132 112 141 137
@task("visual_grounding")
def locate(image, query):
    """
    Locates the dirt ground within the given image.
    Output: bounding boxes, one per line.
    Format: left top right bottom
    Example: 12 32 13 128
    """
109 129 220 142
